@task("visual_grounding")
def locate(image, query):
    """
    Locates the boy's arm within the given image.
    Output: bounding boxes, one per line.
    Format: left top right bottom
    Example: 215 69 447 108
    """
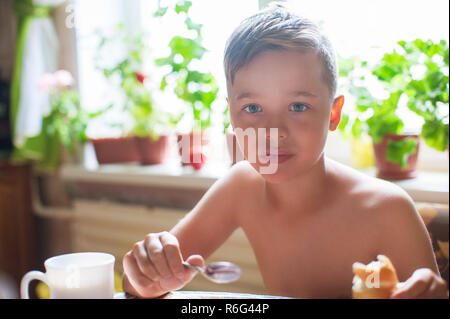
170 161 250 260
122 162 251 298
374 191 448 298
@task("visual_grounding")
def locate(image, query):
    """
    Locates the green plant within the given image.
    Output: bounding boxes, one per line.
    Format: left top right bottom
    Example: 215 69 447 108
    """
338 58 416 168
46 89 91 153
153 0 219 131
399 39 449 151
386 138 418 169
96 24 179 140
26 70 102 170
338 39 449 168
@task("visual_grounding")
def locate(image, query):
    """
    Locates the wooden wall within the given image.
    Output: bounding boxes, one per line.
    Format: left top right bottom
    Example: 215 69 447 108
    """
0 0 16 80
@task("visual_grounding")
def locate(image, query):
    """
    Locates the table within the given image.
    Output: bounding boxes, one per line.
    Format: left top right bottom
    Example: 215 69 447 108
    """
114 291 292 299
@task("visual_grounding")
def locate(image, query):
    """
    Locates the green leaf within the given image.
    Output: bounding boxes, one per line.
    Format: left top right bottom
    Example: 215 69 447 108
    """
168 36 206 61
185 17 202 36
378 90 402 114
175 0 192 14
372 52 410 82
367 112 403 143
186 70 206 83
349 86 377 111
153 6 168 17
351 118 364 139
155 57 172 66
89 103 114 118
386 138 418 169
338 57 355 77
160 76 168 91
443 46 449 65
338 113 349 132
412 38 442 58
421 119 449 151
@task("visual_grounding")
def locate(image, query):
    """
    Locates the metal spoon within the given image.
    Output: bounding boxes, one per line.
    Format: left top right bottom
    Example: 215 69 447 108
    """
182 261 241 284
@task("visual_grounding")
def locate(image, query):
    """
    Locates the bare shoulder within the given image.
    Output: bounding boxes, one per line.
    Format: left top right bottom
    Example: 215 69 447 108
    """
223 160 264 192
228 160 263 179
219 161 265 217
327 158 415 215
327 159 438 278
198 160 263 217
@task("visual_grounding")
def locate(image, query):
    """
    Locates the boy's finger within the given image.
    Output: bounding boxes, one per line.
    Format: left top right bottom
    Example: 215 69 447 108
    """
122 273 142 297
132 241 160 281
391 270 433 299
145 234 172 279
422 277 449 299
184 254 205 278
123 252 153 294
159 232 185 278
186 254 205 268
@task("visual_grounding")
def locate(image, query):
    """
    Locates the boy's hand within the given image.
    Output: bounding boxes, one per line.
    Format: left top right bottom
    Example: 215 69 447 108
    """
390 268 449 299
122 231 205 298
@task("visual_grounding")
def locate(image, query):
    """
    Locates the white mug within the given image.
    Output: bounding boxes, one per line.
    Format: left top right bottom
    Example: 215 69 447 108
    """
21 252 115 299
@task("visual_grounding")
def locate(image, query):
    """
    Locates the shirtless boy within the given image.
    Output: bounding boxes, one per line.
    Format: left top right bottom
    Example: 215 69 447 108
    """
122 5 448 298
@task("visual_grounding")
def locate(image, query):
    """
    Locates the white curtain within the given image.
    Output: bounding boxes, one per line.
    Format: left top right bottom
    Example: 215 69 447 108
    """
12 0 65 146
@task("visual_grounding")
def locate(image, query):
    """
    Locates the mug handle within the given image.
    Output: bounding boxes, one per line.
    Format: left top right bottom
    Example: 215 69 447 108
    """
20 271 48 299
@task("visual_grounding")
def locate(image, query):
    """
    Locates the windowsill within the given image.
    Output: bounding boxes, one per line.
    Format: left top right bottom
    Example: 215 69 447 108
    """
359 168 449 204
61 160 449 205
61 159 230 190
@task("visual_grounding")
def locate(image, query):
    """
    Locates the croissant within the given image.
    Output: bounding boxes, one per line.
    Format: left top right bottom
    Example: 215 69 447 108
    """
352 255 399 299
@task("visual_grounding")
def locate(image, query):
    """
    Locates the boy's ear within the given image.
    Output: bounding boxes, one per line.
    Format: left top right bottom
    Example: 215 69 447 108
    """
329 95 345 131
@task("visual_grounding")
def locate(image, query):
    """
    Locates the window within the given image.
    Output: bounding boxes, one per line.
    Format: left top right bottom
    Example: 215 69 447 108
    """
282 0 449 172
74 0 259 164
73 0 449 172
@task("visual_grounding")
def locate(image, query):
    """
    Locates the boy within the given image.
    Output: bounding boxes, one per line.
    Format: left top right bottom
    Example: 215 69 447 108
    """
122 5 448 298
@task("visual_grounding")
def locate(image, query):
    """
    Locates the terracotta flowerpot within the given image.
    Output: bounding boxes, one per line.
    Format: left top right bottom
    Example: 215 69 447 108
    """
90 137 140 164
373 133 420 180
176 131 209 169
134 135 169 165
226 131 244 165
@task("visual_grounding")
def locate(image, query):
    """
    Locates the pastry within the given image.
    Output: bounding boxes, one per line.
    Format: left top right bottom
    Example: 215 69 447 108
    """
352 255 398 299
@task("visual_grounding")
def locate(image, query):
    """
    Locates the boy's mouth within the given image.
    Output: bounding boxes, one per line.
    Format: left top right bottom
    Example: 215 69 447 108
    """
262 149 293 156
259 150 295 164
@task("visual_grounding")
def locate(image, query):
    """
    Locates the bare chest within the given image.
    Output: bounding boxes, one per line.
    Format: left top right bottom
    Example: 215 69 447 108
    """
240 203 378 298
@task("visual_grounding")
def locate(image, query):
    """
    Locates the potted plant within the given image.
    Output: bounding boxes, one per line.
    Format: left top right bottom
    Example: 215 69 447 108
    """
14 70 101 205
93 24 178 165
14 70 98 171
153 0 219 170
338 39 449 180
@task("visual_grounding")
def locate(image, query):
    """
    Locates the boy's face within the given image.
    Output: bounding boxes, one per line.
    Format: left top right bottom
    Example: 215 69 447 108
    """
227 49 344 183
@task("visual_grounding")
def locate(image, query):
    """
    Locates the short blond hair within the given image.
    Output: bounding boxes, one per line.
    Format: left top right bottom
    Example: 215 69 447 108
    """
224 4 338 98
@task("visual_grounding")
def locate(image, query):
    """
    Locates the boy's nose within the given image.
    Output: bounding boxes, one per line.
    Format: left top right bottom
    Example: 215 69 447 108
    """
264 126 288 140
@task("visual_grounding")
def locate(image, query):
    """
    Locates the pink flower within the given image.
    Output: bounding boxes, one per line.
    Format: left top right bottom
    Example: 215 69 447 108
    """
53 70 74 88
38 70 74 92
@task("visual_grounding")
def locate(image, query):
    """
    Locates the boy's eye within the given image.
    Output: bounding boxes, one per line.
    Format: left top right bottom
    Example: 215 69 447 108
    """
243 104 262 113
289 103 308 112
